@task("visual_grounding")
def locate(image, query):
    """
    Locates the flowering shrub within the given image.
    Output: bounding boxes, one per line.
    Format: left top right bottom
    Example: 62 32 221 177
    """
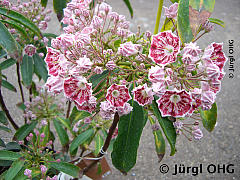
0 0 227 179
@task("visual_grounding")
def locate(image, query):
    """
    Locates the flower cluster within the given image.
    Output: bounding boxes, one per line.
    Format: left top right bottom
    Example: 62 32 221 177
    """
23 86 65 124
44 0 227 141
19 131 60 180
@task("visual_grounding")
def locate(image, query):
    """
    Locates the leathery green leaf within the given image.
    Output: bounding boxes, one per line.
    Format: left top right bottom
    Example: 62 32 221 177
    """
200 102 217 132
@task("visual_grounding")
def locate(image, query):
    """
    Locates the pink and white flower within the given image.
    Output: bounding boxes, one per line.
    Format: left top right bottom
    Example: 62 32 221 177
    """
76 56 93 73
45 47 61 76
117 102 133 116
133 84 154 106
106 84 131 107
45 76 64 94
75 96 96 113
192 126 203 140
99 101 116 120
183 42 202 57
64 76 92 106
118 42 141 57
163 3 178 19
157 90 192 117
148 66 165 83
24 44 36 56
149 31 180 65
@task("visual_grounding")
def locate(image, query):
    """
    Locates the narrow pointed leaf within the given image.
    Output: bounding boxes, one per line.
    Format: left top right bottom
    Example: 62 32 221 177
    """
161 18 175 32
0 111 8 125
1 79 17 92
0 7 41 37
0 20 29 41
149 116 165 162
13 121 38 140
0 138 5 147
20 55 34 87
111 100 147 173
41 0 48 7
53 119 69 146
53 0 67 21
70 128 94 154
208 18 225 28
0 125 11 132
4 159 24 180
94 133 104 156
151 100 176 156
49 162 80 178
123 0 133 18
69 106 91 124
0 150 21 161
0 58 16 70
177 0 194 43
33 54 48 82
0 21 19 58
200 102 217 132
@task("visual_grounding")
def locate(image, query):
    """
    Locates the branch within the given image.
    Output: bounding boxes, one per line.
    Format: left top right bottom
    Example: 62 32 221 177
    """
0 86 19 130
80 112 120 177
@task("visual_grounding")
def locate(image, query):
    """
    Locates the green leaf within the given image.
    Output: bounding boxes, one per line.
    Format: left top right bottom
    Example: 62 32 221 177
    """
114 39 121 49
69 106 91 124
53 119 69 146
0 21 19 58
6 142 21 151
161 18 175 32
70 129 94 154
189 0 215 37
200 102 217 132
49 162 80 178
13 121 38 140
0 48 7 58
94 133 104 156
56 117 72 132
0 125 11 132
53 0 67 21
0 111 8 125
1 79 17 92
149 116 165 162
0 160 12 166
123 0 133 18
40 123 50 146
0 20 29 41
33 54 48 82
208 18 225 28
89 70 109 88
151 99 176 156
0 7 42 37
111 100 147 173
0 150 21 161
0 58 16 70
0 138 5 147
20 55 34 87
170 0 179 2
41 0 48 7
177 0 194 43
4 159 24 180
43 33 58 39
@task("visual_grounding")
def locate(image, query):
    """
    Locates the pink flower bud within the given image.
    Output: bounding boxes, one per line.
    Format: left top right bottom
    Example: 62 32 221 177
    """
40 165 47 174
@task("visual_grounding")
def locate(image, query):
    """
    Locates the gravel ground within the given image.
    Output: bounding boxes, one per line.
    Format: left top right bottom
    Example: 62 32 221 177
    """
1 0 240 180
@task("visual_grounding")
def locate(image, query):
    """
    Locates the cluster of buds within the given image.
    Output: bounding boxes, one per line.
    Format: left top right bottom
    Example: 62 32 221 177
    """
19 131 60 179
0 0 51 57
44 0 227 140
1 0 52 31
23 86 65 124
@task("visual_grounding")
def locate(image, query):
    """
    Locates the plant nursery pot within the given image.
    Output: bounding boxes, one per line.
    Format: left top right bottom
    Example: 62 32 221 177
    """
76 152 111 180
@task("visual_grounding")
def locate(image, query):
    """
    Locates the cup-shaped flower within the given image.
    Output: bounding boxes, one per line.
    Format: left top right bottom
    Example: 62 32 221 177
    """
64 76 92 106
163 3 178 19
45 48 61 76
133 84 154 106
106 84 131 107
149 31 180 65
157 90 192 117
